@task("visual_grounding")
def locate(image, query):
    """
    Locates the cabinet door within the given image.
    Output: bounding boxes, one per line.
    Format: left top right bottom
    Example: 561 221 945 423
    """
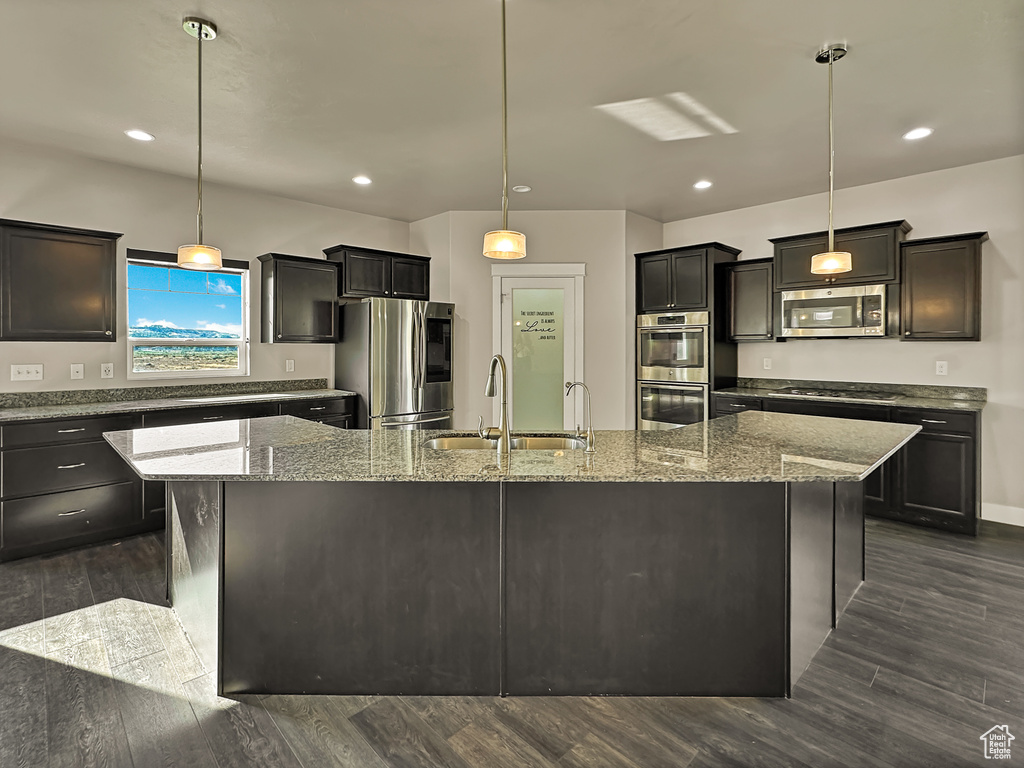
900 237 982 341
141 403 278 428
343 251 391 297
391 256 429 300
671 251 708 310
1 223 118 340
774 225 902 290
896 432 975 534
637 254 673 312
728 260 773 340
272 258 338 342
761 399 890 422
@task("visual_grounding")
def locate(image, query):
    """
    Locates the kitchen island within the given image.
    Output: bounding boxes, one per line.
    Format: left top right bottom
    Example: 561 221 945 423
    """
104 412 918 698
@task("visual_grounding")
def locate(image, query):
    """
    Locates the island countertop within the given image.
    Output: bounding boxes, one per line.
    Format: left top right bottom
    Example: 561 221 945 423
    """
103 412 920 483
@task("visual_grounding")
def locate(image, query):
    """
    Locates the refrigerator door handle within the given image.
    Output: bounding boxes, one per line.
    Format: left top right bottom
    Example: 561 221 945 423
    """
380 414 451 427
413 311 423 389
419 308 428 389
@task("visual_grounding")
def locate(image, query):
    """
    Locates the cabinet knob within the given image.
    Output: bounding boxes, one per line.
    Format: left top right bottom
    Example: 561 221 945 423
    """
384 291 390 295
905 331 910 336
278 334 283 339
105 330 112 336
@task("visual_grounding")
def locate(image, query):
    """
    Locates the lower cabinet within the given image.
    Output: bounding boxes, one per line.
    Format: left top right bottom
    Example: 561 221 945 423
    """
750 396 979 535
0 395 357 561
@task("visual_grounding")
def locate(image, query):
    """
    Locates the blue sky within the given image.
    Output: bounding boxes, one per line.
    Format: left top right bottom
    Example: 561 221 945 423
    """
128 264 243 337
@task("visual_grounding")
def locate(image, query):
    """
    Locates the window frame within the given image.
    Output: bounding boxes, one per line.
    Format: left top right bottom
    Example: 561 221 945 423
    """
125 249 251 380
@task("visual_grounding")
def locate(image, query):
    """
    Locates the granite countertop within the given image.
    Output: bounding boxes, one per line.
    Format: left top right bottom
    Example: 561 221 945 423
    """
0 389 358 424
103 412 920 484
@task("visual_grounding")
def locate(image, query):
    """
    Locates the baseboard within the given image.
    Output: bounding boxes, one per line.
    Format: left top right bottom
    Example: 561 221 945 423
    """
981 502 1024 528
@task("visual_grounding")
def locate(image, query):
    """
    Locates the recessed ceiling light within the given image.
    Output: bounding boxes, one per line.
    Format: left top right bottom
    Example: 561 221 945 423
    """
352 175 372 185
693 180 713 190
512 185 531 193
902 127 933 141
124 129 155 142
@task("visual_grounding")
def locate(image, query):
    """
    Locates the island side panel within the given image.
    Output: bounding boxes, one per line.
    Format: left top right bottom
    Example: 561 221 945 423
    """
834 481 865 622
167 480 221 679
788 481 835 692
220 481 502 695
504 482 788 696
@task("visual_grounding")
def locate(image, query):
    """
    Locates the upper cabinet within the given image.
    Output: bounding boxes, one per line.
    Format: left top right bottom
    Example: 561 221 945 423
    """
724 258 773 341
324 244 430 301
259 254 339 343
0 219 121 341
900 232 987 342
636 243 739 314
771 220 911 290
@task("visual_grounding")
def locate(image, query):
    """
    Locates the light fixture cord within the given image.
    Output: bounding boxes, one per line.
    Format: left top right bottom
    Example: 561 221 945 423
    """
826 48 835 253
197 23 204 246
500 0 509 231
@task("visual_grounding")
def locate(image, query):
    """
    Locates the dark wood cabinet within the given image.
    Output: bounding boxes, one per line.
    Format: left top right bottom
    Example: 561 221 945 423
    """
771 220 911 290
0 219 121 341
724 259 773 341
900 232 986 341
259 254 339 343
324 244 430 301
710 394 763 418
635 243 738 313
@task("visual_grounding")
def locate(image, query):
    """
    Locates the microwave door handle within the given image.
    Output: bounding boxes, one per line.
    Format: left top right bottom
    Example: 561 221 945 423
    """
855 297 864 328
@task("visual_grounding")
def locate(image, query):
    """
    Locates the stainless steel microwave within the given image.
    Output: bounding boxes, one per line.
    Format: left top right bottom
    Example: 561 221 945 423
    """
779 285 886 338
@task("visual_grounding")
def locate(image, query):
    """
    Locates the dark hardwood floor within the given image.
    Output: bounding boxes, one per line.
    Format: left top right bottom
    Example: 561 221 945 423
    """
1 518 1021 767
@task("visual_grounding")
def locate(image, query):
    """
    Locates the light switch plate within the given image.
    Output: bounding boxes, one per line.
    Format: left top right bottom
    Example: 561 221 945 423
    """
285 359 295 372
11 364 43 381
935 361 948 376
70 364 84 380
101 363 114 379
763 358 772 370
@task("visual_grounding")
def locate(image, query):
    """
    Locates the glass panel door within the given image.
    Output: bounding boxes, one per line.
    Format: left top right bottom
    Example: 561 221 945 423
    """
500 277 577 431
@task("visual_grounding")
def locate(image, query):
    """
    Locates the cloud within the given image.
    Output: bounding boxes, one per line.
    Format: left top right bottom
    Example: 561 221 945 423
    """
197 321 243 336
215 304 226 309
209 277 238 295
134 318 179 328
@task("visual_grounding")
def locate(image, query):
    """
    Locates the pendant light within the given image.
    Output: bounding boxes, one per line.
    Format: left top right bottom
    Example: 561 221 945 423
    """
177 17 222 271
809 44 851 277
482 0 526 260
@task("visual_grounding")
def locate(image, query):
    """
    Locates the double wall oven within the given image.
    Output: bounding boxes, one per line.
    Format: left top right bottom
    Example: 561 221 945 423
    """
636 311 709 430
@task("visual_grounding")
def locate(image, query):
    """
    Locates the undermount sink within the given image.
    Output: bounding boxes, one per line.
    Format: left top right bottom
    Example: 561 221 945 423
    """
422 435 586 451
510 436 585 451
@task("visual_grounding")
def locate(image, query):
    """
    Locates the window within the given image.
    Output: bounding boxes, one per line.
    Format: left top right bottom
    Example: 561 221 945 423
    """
126 251 249 378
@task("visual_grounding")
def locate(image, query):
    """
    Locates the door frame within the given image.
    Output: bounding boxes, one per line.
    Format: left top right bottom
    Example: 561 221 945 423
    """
491 263 585 429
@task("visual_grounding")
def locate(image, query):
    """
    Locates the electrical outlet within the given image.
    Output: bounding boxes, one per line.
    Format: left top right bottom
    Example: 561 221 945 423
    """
935 360 948 376
100 363 114 379
763 358 772 370
11 364 43 381
70 364 84 380
285 359 295 372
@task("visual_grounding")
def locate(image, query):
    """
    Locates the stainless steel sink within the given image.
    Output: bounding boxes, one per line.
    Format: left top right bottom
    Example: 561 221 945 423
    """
510 436 586 450
422 435 586 451
422 437 497 450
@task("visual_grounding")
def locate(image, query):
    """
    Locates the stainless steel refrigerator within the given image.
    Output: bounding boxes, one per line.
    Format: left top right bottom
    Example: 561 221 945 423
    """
335 298 454 429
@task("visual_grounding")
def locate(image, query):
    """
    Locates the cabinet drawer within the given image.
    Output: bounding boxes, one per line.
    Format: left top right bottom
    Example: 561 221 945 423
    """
142 403 278 428
714 396 762 415
892 408 975 435
2 441 136 499
2 414 139 449
313 414 352 429
279 398 353 419
2 482 140 551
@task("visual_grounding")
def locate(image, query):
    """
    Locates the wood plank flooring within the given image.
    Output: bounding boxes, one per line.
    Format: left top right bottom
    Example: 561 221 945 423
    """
0 518 1021 767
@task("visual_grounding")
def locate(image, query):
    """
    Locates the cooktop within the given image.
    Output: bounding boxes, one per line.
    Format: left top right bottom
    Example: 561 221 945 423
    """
769 387 900 404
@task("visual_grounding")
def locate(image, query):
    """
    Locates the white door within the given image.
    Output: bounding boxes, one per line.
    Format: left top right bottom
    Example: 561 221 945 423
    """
497 276 581 431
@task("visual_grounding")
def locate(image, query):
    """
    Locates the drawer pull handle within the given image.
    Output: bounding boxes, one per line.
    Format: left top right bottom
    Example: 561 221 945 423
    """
202 416 224 421
310 406 327 411
57 463 86 470
921 419 947 424
57 428 86 433
59 509 86 517
728 403 746 408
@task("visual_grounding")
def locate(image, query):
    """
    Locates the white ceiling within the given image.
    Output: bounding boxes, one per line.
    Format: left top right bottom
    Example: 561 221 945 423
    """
2 0 1022 224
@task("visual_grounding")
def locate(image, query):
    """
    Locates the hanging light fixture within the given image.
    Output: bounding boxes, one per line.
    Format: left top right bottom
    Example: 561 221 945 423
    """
809 43 851 277
482 0 526 260
177 17 222 271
